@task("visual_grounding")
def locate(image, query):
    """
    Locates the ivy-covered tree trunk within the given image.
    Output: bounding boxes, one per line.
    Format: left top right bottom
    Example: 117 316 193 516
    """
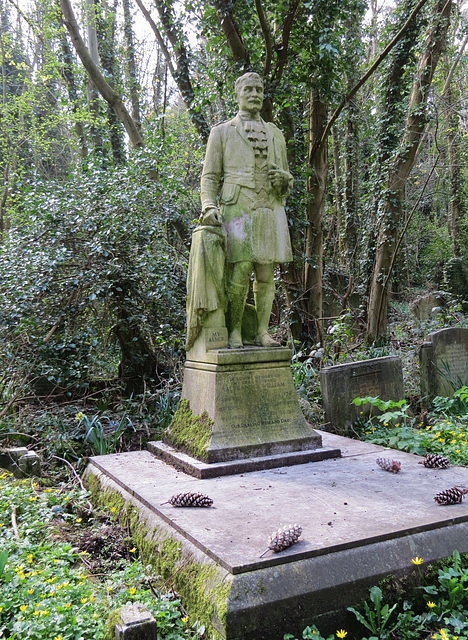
304 87 328 337
111 285 160 395
122 0 141 133
445 65 461 256
60 31 88 160
367 0 453 343
95 0 125 163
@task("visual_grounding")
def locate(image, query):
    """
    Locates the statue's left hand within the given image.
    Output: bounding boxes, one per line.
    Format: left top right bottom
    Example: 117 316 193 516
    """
268 164 290 191
200 207 222 227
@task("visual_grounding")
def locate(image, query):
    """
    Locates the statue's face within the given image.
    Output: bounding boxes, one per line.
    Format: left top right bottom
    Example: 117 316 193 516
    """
236 77 264 114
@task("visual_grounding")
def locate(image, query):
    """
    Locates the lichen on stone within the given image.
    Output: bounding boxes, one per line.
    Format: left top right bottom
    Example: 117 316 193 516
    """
164 398 212 461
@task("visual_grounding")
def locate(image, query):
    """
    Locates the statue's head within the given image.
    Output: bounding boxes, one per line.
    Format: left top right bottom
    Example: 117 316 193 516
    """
234 72 264 114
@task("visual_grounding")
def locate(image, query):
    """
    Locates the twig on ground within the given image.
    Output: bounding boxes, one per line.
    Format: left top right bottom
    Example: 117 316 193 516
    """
11 504 21 541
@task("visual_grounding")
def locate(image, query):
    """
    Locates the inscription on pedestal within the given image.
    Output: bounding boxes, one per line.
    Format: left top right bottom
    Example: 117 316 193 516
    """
179 347 322 462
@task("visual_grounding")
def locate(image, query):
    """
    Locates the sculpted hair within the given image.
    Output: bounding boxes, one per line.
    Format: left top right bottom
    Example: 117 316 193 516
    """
234 72 263 98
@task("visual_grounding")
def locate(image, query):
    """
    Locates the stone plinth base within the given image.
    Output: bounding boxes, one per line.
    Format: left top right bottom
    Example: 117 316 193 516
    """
169 347 322 463
149 440 340 478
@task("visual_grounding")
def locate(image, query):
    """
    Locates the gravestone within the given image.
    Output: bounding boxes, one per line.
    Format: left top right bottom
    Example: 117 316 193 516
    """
420 327 468 400
320 356 404 434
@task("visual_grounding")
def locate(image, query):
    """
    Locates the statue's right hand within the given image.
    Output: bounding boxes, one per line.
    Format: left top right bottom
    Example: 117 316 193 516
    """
200 207 222 227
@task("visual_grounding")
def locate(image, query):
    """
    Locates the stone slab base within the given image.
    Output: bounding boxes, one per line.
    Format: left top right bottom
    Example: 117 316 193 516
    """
148 440 341 478
85 433 468 639
176 346 322 462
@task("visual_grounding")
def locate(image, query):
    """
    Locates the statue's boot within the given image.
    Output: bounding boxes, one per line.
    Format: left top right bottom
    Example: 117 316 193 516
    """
226 282 248 348
254 281 280 347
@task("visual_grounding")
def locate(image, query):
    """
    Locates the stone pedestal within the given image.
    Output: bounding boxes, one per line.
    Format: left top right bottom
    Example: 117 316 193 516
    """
167 347 322 463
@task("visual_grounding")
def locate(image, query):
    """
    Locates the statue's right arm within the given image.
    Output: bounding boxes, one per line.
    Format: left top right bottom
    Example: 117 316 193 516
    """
200 127 223 220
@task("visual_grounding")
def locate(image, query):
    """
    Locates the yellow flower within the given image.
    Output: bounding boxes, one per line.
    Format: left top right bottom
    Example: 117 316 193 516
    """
18 572 25 580
27 589 34 595
79 551 87 556
80 597 88 604
33 610 40 616
27 553 33 563
336 631 347 639
89 596 95 602
427 601 436 608
106 585 113 592
29 496 37 502
75 412 85 421
128 587 136 595
76 518 82 523
0 606 3 613
41 610 49 616
411 556 423 565
54 636 63 640
129 547 137 553
64 603 71 608
20 605 27 612
110 507 116 513
182 616 188 623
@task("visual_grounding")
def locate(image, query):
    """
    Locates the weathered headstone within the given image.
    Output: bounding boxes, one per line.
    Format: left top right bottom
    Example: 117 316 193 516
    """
114 603 157 640
0 447 41 478
320 356 404 434
420 327 468 400
409 291 452 322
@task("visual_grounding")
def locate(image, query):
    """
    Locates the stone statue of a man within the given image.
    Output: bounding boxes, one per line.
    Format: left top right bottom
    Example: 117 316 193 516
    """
200 72 293 348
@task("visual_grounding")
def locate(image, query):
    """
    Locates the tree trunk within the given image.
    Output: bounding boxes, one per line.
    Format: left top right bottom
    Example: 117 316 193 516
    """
331 126 343 265
122 0 141 132
85 0 104 154
304 87 328 337
59 31 88 160
60 0 144 148
95 0 125 163
367 0 453 343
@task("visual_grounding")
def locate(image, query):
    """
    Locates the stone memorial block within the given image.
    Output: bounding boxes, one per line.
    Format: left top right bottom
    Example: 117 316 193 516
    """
320 356 404 434
114 603 157 639
420 328 468 400
165 347 323 463
0 447 41 478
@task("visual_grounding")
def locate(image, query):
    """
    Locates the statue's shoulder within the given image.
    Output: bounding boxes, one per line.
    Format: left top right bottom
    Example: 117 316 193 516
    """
265 121 283 136
210 117 236 132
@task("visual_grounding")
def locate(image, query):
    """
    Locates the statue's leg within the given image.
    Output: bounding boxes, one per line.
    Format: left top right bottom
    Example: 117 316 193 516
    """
226 261 251 348
254 263 280 347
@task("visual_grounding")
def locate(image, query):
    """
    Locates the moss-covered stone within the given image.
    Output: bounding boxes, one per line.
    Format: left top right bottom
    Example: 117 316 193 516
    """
164 398 213 461
84 469 227 638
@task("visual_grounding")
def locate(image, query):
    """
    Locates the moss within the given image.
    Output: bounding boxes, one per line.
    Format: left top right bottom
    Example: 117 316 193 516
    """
84 470 228 639
105 608 122 640
164 398 213 461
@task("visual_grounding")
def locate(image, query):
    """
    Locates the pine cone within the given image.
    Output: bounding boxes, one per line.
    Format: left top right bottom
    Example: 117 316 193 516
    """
434 487 468 505
376 457 401 473
267 523 302 553
419 454 450 469
168 492 213 507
